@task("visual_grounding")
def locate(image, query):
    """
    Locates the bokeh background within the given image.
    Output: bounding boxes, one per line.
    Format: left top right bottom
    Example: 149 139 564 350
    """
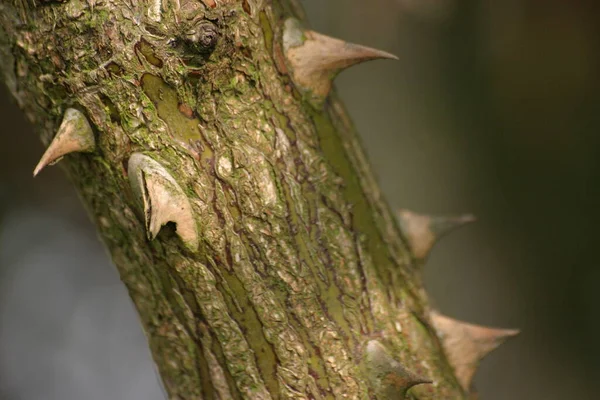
1 0 599 399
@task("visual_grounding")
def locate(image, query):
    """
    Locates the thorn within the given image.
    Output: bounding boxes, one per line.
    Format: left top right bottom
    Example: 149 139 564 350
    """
283 18 398 104
364 340 431 398
430 311 519 391
396 209 476 261
33 108 95 176
128 153 199 251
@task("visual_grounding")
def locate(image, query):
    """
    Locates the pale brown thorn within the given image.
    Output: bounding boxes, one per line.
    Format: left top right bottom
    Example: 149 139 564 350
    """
128 153 199 251
430 311 519 391
33 108 95 177
283 18 398 102
396 209 476 261
364 340 432 397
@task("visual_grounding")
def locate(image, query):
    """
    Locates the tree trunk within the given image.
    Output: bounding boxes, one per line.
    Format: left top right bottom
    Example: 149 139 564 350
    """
0 1 487 398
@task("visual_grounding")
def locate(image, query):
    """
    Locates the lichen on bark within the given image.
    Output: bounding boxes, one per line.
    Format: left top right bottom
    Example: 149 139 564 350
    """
0 0 467 398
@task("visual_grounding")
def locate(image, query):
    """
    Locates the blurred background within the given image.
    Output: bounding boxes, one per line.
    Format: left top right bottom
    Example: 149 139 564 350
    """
1 0 599 398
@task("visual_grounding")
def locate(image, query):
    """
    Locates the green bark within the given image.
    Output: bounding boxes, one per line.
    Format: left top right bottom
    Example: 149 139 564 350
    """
0 0 465 398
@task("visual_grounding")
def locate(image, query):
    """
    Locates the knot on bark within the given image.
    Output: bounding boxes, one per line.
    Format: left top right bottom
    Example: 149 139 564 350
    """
173 20 219 64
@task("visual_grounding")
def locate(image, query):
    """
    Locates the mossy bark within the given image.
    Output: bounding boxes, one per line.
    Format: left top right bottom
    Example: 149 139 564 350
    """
0 1 465 398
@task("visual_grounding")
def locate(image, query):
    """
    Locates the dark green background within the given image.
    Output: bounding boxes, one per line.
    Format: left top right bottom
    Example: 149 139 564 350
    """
1 0 598 398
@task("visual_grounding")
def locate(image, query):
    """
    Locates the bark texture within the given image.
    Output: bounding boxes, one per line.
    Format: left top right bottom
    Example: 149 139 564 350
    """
0 0 466 398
